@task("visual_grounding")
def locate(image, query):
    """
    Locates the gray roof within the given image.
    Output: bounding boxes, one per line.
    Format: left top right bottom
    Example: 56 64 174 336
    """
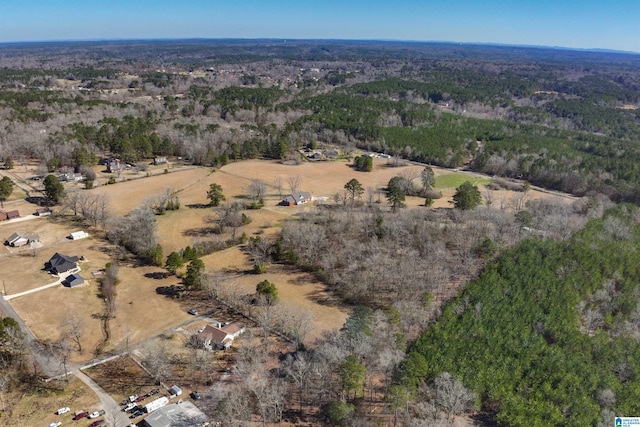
142 401 207 427
65 273 85 287
48 252 79 274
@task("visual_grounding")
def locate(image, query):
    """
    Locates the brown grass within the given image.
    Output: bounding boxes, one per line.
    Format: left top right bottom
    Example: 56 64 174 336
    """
2 377 100 427
2 159 572 366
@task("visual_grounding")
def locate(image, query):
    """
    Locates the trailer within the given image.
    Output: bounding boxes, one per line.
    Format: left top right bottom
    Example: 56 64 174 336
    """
144 396 169 413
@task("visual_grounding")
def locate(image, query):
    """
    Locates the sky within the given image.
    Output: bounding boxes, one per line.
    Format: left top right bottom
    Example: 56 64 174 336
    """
1 0 639 53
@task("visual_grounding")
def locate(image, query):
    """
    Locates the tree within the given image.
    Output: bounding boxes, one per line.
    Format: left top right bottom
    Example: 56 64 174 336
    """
0 176 14 208
144 244 163 267
207 183 225 206
165 251 184 275
338 354 366 400
386 176 406 212
452 181 482 210
44 174 65 204
256 279 278 305
344 178 364 205
184 258 205 289
433 372 476 422
248 178 267 207
421 166 436 193
287 175 301 194
321 400 355 426
3 158 14 170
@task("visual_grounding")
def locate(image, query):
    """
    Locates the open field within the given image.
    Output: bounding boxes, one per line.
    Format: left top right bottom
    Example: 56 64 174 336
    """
2 158 574 361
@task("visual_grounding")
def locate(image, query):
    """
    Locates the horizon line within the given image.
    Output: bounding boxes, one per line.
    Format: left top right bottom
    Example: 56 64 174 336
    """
0 37 638 56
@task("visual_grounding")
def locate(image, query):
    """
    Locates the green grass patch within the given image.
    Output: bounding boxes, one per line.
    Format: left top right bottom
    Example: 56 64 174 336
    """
435 173 490 189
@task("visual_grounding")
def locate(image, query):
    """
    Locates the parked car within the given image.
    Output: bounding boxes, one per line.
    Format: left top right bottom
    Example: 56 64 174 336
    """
188 309 198 315
73 411 89 420
128 394 139 402
88 411 101 419
190 391 201 400
129 410 144 418
135 395 146 402
56 407 70 415
49 422 62 427
150 388 160 396
89 420 105 427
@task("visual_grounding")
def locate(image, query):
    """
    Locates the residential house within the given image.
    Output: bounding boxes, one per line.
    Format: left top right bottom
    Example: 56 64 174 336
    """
197 322 245 350
5 232 39 247
280 191 312 206
105 158 123 173
153 157 168 165
63 273 85 287
46 253 79 275
59 172 84 182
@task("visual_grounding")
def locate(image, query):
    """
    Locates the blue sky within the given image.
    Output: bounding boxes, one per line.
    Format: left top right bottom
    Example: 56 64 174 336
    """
1 0 639 53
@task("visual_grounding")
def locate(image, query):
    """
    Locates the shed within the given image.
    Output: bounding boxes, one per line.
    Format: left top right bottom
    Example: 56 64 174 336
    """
69 231 89 240
64 273 85 288
35 207 53 216
5 232 39 247
4 210 19 220
170 385 182 397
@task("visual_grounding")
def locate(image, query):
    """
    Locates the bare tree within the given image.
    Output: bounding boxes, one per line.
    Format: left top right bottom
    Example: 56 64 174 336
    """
142 341 171 384
433 372 476 423
287 175 301 194
248 179 267 205
273 177 283 198
62 313 84 353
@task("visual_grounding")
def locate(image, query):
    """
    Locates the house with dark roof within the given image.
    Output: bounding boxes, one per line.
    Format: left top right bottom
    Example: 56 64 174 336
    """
46 253 79 275
280 191 312 206
63 273 85 288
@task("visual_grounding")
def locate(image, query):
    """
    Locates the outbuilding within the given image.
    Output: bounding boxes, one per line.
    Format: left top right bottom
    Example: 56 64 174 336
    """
69 231 89 240
64 273 85 288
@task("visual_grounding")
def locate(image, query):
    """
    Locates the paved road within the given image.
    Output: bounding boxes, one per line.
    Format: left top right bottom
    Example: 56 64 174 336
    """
74 369 132 427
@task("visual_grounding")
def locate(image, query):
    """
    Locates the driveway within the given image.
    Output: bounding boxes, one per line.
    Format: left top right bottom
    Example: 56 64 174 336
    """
74 369 132 427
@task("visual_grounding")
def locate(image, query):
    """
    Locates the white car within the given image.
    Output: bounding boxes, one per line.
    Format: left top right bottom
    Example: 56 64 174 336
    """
129 394 139 402
49 422 62 427
56 407 70 415
88 411 101 419
124 402 137 412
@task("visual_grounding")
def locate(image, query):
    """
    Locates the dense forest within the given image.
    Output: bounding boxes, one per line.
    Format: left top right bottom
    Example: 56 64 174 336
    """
1 40 640 426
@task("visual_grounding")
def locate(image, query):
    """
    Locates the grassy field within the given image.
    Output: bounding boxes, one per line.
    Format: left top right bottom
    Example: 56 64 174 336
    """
434 172 492 189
